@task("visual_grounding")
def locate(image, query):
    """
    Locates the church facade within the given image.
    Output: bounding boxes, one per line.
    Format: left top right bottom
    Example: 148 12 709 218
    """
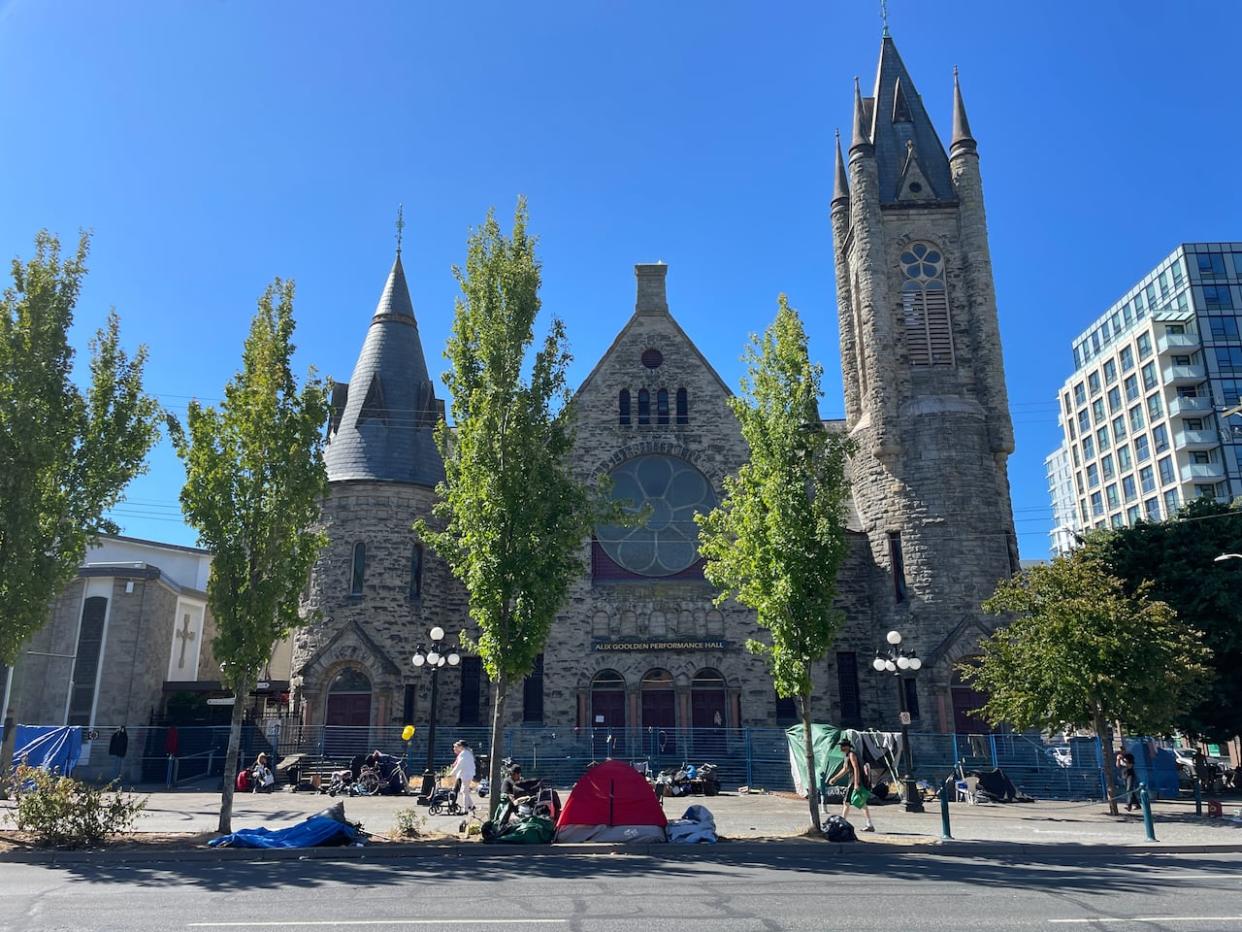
291 34 1017 739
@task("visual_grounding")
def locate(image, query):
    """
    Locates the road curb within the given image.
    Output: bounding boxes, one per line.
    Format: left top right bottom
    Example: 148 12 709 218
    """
3 837 1241 866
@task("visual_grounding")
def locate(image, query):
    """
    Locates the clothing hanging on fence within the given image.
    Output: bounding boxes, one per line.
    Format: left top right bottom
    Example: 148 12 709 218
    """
969 734 989 758
108 727 128 758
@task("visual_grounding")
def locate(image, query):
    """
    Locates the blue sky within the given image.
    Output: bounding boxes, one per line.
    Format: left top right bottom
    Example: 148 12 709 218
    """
1 0 1239 557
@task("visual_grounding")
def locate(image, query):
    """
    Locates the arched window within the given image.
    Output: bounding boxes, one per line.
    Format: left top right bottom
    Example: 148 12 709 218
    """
619 389 631 426
409 543 424 598
900 242 954 368
350 542 366 595
676 388 688 425
637 389 650 425
656 389 669 425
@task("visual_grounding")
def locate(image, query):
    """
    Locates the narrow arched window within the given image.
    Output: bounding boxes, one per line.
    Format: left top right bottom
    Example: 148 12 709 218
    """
900 242 954 368
350 542 366 595
410 543 424 598
637 389 650 425
656 389 669 425
676 388 688 425
619 389 631 426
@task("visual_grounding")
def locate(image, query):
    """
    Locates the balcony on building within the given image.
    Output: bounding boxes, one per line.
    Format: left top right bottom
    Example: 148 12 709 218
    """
1181 462 1226 481
1162 363 1207 385
1168 395 1213 417
1157 332 1201 354
1174 429 1218 451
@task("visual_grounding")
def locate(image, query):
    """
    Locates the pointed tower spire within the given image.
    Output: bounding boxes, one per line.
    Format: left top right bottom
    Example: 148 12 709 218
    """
832 129 850 205
850 76 872 154
323 236 443 487
951 66 977 155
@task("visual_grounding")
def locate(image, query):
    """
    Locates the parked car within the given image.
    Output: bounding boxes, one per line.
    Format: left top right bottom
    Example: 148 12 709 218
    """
1044 745 1072 768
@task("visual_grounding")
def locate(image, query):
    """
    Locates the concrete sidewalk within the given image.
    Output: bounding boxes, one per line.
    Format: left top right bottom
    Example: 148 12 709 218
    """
4 787 1239 849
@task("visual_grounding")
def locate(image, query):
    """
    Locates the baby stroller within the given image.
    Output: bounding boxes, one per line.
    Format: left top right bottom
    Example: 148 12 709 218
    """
427 778 464 816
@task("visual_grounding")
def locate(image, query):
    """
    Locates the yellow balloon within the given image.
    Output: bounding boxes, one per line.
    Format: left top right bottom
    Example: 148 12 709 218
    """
402 725 415 742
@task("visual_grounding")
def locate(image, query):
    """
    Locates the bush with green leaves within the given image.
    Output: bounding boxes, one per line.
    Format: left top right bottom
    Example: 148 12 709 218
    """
393 808 426 838
7 765 146 847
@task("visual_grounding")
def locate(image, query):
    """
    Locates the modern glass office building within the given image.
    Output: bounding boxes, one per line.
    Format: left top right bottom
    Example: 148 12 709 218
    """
1048 243 1242 554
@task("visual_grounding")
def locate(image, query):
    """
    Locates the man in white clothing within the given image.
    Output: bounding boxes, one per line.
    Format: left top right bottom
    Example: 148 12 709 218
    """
449 740 476 813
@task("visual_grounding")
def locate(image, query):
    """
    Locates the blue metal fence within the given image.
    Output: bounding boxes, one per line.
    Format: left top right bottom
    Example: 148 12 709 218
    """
2 721 1114 799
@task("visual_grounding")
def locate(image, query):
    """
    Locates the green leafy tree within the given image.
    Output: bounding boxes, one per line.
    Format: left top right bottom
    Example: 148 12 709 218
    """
1080 497 1242 741
0 232 160 791
695 297 854 832
170 280 328 833
975 551 1211 814
415 200 596 818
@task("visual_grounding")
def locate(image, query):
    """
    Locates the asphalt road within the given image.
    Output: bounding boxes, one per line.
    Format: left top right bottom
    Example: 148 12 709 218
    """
1 849 1240 931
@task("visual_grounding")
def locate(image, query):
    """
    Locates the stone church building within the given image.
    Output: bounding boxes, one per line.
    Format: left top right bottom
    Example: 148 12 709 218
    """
292 34 1017 739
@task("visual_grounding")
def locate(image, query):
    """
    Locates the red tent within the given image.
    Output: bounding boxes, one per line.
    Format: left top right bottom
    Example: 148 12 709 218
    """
554 760 668 843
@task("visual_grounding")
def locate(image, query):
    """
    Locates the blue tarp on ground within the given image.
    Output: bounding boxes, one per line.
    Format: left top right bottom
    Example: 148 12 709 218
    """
14 726 82 775
208 815 358 849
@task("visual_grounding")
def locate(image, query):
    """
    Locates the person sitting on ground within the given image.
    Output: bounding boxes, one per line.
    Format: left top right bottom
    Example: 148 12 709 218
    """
251 753 276 793
500 764 526 800
827 738 875 833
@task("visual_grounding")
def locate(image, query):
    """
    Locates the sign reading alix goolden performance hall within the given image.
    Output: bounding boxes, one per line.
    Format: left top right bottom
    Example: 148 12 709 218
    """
592 640 730 652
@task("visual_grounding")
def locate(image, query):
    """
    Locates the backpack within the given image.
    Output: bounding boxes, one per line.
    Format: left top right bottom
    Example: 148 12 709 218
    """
823 815 856 843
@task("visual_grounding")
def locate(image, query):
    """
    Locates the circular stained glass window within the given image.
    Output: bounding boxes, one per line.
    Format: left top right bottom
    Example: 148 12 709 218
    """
641 348 664 369
596 455 717 577
899 242 943 281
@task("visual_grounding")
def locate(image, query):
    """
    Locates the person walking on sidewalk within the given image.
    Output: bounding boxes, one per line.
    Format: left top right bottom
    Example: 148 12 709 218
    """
449 740 477 814
1118 751 1141 811
828 738 875 832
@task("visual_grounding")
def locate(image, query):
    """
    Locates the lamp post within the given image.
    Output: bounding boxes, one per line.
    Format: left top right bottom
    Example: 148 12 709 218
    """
872 629 924 813
411 626 460 799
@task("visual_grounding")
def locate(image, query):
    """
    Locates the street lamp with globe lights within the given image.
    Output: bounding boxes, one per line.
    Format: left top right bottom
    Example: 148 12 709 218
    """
411 626 460 799
872 629 924 813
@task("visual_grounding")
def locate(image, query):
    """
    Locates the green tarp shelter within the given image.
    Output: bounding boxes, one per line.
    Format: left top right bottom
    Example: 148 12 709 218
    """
785 723 849 797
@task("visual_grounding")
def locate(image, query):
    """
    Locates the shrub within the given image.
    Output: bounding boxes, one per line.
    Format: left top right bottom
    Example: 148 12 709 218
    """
8 765 147 848
393 807 426 838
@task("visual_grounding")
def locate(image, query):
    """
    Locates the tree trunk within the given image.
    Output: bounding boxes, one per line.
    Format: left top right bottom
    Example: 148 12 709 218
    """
0 663 25 799
487 673 508 820
1094 710 1119 817
799 690 822 833
217 680 250 834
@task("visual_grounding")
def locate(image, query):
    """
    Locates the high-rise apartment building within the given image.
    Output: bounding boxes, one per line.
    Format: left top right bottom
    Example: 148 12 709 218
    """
1048 243 1242 553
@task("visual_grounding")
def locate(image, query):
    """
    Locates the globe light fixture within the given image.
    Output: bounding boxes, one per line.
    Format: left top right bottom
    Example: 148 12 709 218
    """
411 653 425 667
426 650 440 666
447 652 461 666
411 625 461 799
872 628 924 813
430 626 445 641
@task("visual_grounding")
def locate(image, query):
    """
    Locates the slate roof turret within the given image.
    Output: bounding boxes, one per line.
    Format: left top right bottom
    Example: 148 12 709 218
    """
866 35 955 204
323 252 444 486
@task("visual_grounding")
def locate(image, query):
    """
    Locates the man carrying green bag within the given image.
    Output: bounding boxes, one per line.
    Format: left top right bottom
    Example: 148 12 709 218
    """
827 738 876 833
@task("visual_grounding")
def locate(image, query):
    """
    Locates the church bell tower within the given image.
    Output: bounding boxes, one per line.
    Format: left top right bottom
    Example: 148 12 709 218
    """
830 35 1019 713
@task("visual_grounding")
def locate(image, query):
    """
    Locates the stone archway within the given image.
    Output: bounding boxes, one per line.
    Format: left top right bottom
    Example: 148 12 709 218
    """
324 666 372 755
691 668 727 757
640 669 676 729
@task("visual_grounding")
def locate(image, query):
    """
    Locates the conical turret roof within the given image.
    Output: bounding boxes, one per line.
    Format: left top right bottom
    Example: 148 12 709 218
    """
866 35 954 204
323 252 444 486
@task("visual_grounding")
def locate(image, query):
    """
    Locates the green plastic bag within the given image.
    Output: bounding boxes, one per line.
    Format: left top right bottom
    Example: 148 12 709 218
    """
848 786 872 810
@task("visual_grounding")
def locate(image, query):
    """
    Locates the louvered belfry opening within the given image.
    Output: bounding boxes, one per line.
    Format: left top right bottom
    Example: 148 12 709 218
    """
899 242 954 368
